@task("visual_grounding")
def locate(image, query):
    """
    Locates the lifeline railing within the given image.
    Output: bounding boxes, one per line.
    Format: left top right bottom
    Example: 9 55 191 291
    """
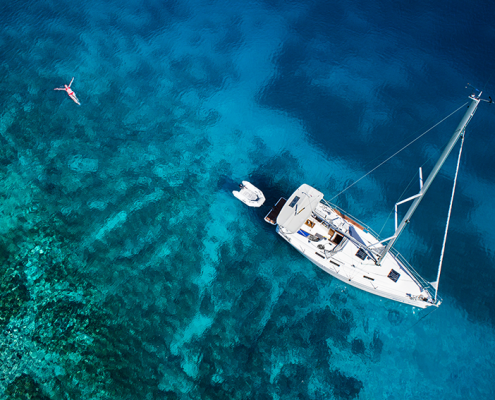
321 198 440 304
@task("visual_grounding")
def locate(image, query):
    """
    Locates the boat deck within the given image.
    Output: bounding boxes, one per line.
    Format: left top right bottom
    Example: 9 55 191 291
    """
277 201 436 308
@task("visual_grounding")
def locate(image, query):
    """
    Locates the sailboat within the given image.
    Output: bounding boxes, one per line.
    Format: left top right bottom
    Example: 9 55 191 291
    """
264 92 487 308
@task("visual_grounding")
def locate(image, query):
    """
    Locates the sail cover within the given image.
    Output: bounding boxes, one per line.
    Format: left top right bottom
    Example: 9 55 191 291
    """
348 225 365 246
277 184 324 233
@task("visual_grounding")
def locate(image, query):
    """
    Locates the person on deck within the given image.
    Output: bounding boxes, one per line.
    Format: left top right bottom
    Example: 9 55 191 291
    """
54 77 80 105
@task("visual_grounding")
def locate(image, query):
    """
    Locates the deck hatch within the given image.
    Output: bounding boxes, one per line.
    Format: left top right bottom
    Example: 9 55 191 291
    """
288 196 300 208
355 249 368 260
388 269 400 282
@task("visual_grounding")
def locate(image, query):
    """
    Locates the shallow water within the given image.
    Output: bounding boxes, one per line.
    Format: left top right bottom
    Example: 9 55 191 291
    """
1 0 495 399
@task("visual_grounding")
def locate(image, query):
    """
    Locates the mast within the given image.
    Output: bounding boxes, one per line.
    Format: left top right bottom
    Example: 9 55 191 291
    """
377 94 481 265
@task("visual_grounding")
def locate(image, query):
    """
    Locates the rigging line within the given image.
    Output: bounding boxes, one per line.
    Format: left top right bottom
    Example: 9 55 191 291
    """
434 133 466 303
409 305 439 329
378 170 418 236
482 73 493 92
328 102 469 202
379 153 436 236
356 116 451 175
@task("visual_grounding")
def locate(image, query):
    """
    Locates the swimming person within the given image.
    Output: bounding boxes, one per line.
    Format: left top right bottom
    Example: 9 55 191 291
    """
54 77 80 105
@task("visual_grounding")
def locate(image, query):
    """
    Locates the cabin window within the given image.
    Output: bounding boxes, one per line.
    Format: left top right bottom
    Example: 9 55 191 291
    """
332 233 344 245
288 196 300 208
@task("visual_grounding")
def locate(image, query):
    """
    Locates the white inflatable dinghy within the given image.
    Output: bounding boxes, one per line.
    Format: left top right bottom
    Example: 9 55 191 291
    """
233 181 265 207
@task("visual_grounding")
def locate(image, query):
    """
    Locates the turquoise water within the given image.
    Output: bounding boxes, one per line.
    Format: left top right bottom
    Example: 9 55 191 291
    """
1 0 495 398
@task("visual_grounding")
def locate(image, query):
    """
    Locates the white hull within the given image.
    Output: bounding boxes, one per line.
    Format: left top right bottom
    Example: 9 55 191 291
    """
233 181 265 207
273 184 439 309
278 227 435 308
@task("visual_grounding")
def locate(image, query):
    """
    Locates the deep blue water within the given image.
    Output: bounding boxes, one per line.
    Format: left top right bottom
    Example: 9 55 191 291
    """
1 0 495 398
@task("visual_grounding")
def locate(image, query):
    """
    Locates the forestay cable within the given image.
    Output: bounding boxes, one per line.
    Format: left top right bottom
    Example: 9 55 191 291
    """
434 133 466 302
